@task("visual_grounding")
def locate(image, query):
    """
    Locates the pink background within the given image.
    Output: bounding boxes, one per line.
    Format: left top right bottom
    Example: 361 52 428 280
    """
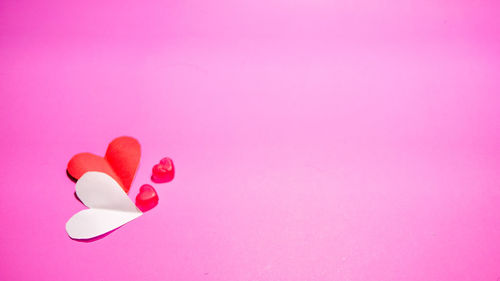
1 0 500 280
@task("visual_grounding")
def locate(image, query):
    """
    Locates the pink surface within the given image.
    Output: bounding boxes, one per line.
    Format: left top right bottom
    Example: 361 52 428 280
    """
1 1 500 280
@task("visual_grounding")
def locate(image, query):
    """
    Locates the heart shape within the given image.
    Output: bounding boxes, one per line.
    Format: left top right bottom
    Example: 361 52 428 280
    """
67 136 140 193
66 171 143 239
136 184 159 212
151 157 175 183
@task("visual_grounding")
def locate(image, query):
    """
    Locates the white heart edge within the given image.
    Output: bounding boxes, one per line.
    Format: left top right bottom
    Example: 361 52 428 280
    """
66 171 142 240
66 209 142 239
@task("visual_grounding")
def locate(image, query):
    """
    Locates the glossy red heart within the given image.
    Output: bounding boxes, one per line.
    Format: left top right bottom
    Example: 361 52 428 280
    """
135 184 159 212
151 157 175 183
67 136 141 194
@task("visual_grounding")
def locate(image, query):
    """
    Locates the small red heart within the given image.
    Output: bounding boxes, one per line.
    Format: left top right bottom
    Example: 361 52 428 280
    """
67 136 141 194
151 157 175 183
135 184 159 212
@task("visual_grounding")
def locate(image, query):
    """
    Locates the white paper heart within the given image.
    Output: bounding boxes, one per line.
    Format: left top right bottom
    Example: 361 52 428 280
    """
66 171 142 239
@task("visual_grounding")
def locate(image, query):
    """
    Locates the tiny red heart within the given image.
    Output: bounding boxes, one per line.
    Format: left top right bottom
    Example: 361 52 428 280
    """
135 184 159 212
151 157 175 183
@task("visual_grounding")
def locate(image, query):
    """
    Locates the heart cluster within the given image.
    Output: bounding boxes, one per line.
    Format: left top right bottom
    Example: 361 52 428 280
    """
65 136 175 240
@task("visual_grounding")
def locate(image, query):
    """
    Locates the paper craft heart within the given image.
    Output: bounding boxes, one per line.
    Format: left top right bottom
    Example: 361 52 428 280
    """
67 136 140 193
66 171 143 240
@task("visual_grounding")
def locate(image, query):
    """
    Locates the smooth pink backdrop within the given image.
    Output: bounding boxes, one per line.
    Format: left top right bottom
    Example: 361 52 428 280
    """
1 1 500 280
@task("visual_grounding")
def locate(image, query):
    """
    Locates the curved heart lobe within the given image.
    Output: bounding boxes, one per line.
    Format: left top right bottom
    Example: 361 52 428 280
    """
67 136 141 193
65 172 143 239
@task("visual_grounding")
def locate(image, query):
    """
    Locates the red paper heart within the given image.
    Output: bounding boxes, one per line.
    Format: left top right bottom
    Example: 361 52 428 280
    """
135 184 159 212
67 136 141 194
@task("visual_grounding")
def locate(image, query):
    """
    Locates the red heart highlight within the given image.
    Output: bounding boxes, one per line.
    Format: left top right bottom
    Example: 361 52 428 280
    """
151 157 175 183
67 136 141 194
135 184 159 212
